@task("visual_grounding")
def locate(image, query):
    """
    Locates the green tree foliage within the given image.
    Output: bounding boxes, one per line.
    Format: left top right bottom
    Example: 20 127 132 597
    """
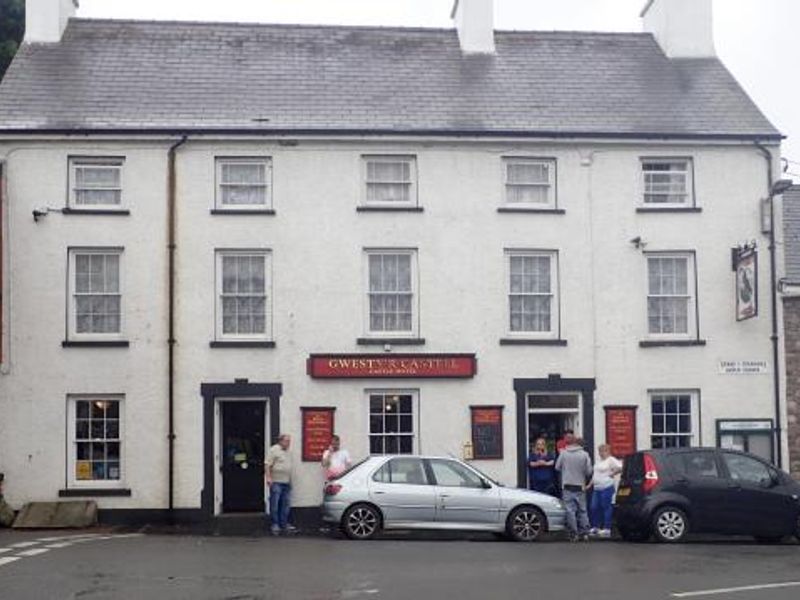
0 0 24 80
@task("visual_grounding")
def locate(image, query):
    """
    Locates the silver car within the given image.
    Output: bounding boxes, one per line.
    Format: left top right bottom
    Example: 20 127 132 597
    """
322 455 566 541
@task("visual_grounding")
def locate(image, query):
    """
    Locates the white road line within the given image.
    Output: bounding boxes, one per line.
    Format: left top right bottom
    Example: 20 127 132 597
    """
16 548 49 557
0 548 12 554
44 543 73 549
672 581 800 598
9 541 39 548
0 557 21 568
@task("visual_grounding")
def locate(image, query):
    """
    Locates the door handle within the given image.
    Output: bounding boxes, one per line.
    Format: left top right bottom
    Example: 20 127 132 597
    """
373 491 386 495
440 494 450 498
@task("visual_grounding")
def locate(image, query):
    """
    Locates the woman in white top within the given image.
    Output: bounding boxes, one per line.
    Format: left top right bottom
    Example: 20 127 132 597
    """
589 444 623 537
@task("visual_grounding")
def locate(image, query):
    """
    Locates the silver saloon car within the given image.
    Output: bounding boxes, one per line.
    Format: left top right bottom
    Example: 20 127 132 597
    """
322 455 566 541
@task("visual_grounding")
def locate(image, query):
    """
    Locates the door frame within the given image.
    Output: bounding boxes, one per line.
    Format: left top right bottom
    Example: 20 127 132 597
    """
201 381 282 518
514 375 596 488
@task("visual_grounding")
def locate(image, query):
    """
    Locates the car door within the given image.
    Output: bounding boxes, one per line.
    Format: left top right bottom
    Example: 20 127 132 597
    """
368 457 436 525
427 458 501 526
665 450 730 533
719 451 797 536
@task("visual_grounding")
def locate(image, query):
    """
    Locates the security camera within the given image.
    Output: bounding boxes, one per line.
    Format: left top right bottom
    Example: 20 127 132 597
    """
32 208 49 222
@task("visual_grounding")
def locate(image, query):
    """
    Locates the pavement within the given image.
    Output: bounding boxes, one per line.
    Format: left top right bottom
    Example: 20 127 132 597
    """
0 527 799 599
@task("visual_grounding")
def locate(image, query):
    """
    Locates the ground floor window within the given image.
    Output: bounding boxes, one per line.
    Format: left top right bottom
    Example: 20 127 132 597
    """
650 390 697 449
368 391 416 455
68 396 123 486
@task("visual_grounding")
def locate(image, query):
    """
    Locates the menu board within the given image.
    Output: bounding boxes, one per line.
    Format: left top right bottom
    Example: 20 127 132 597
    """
471 406 503 460
301 407 335 462
604 406 637 458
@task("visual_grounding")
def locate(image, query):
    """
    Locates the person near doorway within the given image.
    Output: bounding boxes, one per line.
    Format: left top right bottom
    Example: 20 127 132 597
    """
589 444 623 538
322 434 352 481
527 438 556 495
555 431 593 542
556 428 574 454
265 433 296 536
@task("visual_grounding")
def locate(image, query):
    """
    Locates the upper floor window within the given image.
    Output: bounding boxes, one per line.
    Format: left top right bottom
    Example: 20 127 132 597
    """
215 250 271 340
507 250 559 338
646 253 696 338
69 157 124 210
68 248 123 340
641 158 693 207
365 250 417 336
216 157 271 210
362 155 417 207
503 158 556 208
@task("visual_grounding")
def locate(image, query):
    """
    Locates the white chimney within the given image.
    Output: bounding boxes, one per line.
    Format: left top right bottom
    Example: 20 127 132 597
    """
451 0 495 55
641 0 715 58
25 0 78 44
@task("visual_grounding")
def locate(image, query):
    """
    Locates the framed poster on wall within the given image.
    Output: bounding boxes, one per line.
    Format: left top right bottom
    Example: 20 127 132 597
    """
301 407 335 462
604 406 638 458
470 406 503 460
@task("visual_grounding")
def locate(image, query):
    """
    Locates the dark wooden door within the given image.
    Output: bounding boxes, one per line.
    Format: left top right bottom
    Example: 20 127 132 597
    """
222 402 266 512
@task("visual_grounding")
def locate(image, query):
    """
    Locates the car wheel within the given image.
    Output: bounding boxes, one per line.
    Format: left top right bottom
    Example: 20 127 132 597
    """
652 506 689 543
507 506 546 542
754 535 784 544
618 526 650 543
342 504 382 540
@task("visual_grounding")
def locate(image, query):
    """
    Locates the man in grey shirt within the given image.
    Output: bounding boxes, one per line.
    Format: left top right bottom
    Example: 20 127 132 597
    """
555 433 593 541
265 433 296 535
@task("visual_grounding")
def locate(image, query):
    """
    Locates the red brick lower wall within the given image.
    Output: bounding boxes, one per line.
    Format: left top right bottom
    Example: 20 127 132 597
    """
783 297 800 477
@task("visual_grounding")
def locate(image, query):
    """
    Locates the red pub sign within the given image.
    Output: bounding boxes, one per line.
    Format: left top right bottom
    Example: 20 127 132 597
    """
604 406 638 458
307 354 477 379
301 407 335 462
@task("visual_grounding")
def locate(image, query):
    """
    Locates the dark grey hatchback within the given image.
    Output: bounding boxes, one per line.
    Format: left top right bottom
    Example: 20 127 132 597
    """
614 448 800 543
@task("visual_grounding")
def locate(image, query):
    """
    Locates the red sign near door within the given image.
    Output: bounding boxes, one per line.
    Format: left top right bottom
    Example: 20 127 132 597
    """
301 407 335 462
604 406 638 458
307 354 477 379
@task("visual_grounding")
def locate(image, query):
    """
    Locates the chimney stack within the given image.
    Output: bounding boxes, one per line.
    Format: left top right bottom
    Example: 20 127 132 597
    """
641 0 715 58
25 0 78 44
451 0 495 55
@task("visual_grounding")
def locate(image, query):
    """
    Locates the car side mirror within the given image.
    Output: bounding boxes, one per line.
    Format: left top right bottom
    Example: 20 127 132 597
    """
760 476 779 489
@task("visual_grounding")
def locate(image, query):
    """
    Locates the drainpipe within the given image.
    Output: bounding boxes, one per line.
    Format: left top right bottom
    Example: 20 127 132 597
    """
755 142 783 468
167 135 188 520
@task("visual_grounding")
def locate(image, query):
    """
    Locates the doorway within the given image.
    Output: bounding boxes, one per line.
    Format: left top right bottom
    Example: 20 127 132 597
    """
526 393 582 468
221 401 267 513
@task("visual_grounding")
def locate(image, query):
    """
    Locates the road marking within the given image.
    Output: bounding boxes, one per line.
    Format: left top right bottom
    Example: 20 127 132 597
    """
672 581 800 598
16 548 49 557
0 557 21 568
0 548 12 554
9 541 39 548
44 543 73 549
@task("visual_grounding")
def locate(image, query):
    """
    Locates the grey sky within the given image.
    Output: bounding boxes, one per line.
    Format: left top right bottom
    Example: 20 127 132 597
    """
78 0 799 179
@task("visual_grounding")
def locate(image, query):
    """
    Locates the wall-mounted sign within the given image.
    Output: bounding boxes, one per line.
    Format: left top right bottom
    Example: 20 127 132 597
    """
604 406 638 458
308 354 477 379
718 420 773 432
733 246 758 321
470 406 503 460
301 407 335 462
718 360 769 375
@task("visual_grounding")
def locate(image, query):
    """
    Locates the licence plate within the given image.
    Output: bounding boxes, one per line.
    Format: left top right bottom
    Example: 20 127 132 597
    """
616 487 631 497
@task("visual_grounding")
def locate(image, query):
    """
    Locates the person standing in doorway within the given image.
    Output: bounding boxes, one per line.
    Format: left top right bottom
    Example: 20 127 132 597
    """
555 431 593 542
321 434 352 481
265 433 296 536
589 444 623 538
527 438 556 495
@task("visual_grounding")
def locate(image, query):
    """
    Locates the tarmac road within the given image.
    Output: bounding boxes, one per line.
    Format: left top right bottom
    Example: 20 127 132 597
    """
1 529 799 600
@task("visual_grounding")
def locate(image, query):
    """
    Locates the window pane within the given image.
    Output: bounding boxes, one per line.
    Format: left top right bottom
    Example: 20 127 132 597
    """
398 395 412 413
399 436 413 454
75 420 89 439
369 436 384 455
369 395 383 413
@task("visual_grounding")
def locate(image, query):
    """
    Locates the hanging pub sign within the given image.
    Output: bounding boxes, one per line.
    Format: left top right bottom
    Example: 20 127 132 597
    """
470 406 503 460
604 406 638 458
307 354 477 379
733 245 758 321
301 407 335 462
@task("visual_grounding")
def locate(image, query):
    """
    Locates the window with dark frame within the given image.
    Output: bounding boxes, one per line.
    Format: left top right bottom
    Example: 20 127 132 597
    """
369 393 414 455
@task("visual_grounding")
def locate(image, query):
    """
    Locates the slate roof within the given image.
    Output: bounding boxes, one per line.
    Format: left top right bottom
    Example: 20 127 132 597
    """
0 18 781 138
783 186 800 282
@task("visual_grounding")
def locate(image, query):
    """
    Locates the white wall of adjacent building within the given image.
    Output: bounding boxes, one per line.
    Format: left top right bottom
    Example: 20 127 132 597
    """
0 137 784 512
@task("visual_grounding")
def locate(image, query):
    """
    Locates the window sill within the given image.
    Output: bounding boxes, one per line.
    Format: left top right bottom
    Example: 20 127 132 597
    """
210 209 275 215
636 207 702 213
59 488 131 498
639 339 707 348
499 338 567 346
357 337 426 346
63 208 131 216
209 341 276 348
497 207 565 214
62 340 130 348
356 206 424 213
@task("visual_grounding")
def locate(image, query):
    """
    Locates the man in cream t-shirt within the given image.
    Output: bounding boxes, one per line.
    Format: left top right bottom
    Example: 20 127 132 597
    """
265 433 296 536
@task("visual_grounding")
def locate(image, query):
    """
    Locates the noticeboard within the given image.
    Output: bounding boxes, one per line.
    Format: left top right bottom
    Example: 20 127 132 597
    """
301 407 335 462
470 406 503 460
604 406 638 458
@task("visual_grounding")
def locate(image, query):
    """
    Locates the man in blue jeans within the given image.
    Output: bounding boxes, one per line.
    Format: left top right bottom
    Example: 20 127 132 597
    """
265 433 296 536
555 433 593 542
